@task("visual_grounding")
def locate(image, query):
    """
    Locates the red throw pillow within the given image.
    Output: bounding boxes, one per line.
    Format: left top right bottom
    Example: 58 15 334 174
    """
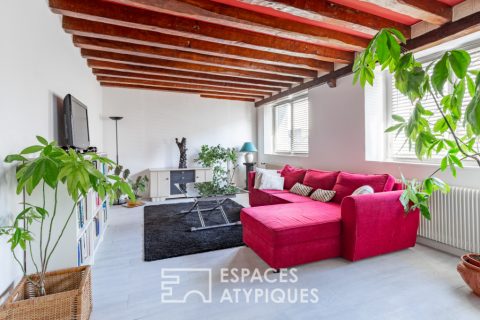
280 165 306 190
303 169 340 190
332 172 396 203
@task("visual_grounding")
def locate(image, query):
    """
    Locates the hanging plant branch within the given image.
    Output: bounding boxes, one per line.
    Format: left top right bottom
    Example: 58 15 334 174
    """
353 29 480 220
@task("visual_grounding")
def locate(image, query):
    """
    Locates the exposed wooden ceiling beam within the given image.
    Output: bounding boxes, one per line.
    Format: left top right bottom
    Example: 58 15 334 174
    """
356 0 452 25
96 75 272 97
100 82 260 100
81 49 305 83
256 10 480 107
405 11 480 52
63 17 346 68
108 0 371 49
88 60 293 88
73 36 325 76
50 0 356 60
200 94 256 102
227 0 411 37
92 69 283 93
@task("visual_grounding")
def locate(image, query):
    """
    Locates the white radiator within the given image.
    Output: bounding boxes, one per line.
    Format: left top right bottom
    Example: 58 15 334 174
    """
418 186 480 253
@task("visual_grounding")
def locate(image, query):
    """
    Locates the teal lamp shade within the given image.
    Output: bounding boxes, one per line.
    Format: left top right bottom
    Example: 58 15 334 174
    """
240 142 257 153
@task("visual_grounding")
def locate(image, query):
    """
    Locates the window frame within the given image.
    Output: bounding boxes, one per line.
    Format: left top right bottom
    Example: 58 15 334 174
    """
385 40 480 164
272 93 309 155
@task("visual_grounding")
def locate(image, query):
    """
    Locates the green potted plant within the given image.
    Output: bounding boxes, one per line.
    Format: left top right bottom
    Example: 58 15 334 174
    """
195 144 239 186
126 175 149 207
353 28 480 293
0 136 134 319
113 165 130 205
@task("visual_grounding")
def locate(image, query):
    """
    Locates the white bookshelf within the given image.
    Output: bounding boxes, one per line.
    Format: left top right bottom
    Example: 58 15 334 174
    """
26 157 110 273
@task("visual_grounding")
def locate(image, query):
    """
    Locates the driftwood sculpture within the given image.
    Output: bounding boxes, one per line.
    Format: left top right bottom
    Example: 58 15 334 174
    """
175 137 187 169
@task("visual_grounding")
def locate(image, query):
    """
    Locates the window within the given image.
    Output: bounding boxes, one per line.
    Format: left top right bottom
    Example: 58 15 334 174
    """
273 94 309 154
387 44 480 160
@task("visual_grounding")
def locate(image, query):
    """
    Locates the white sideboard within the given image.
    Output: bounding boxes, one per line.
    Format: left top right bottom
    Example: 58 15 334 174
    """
141 167 213 201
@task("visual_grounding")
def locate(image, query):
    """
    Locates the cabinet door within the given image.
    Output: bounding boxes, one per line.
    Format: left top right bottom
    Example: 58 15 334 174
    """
205 169 213 182
195 170 206 183
149 171 158 197
157 171 170 197
170 170 195 195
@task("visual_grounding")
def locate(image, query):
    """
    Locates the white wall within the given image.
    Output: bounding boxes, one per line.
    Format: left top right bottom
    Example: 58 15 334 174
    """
0 0 103 299
102 88 256 185
258 75 480 189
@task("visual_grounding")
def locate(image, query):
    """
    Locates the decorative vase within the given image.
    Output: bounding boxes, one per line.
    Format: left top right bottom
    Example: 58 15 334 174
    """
0 266 92 320
175 137 187 169
457 254 480 296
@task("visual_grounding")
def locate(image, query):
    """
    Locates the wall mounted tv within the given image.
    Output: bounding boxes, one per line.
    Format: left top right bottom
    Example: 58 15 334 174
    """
64 94 90 150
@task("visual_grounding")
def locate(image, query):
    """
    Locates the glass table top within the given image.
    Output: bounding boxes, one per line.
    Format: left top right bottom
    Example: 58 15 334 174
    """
175 182 247 199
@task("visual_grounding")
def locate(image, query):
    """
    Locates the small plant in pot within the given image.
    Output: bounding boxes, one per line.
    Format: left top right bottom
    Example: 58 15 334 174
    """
0 136 134 319
126 175 149 207
113 165 130 205
354 29 480 295
195 144 239 186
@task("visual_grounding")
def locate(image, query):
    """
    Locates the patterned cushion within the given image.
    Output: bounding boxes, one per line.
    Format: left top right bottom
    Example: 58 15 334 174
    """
289 183 313 197
310 189 336 202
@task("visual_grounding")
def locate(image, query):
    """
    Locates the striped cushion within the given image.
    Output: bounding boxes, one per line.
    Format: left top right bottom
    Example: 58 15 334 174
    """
289 183 313 197
310 189 336 202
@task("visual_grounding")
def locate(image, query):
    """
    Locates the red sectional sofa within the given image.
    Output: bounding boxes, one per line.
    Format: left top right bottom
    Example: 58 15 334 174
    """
241 168 420 269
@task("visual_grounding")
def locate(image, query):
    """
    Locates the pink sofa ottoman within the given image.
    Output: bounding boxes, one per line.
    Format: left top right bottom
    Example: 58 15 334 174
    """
241 202 342 269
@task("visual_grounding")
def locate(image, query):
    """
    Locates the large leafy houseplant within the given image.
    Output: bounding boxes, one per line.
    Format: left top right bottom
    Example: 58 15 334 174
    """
0 136 134 296
195 145 239 185
353 28 480 219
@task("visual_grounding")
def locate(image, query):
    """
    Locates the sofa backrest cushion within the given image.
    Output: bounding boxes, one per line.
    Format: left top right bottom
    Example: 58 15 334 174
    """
303 169 340 190
332 172 396 203
280 165 306 190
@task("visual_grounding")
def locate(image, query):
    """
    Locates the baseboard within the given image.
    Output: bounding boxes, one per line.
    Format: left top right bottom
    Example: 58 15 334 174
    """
416 236 468 257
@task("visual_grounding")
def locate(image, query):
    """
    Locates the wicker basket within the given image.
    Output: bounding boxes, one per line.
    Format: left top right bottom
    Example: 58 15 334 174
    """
457 254 480 296
0 266 92 320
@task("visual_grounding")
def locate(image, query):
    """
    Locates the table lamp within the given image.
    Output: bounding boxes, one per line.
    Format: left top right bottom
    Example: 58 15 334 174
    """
240 142 257 163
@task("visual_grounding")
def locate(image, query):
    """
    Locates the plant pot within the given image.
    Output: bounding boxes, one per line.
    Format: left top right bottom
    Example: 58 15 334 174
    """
458 254 480 296
464 254 480 268
126 199 145 208
0 266 92 320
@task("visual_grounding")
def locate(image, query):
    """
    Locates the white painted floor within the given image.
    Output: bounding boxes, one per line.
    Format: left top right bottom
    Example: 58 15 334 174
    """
91 194 480 320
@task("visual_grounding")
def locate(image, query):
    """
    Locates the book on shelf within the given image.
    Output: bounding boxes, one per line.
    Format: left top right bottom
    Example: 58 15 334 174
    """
77 226 92 266
102 201 108 223
96 192 101 208
94 217 100 237
77 198 85 229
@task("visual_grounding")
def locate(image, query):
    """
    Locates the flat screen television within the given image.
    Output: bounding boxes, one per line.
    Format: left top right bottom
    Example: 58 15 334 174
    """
64 94 90 150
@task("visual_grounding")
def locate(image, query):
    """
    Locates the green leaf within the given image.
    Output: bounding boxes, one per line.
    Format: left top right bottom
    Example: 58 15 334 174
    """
432 54 449 94
440 156 448 171
465 94 480 134
433 118 448 133
467 75 476 97
449 159 457 177
449 154 463 168
387 28 406 44
392 115 405 122
385 123 404 133
20 145 43 155
5 154 28 163
420 204 431 220
449 50 471 78
36 136 49 146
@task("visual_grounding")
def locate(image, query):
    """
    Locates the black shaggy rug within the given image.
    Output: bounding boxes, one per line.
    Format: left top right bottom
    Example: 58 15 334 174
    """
144 199 244 261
